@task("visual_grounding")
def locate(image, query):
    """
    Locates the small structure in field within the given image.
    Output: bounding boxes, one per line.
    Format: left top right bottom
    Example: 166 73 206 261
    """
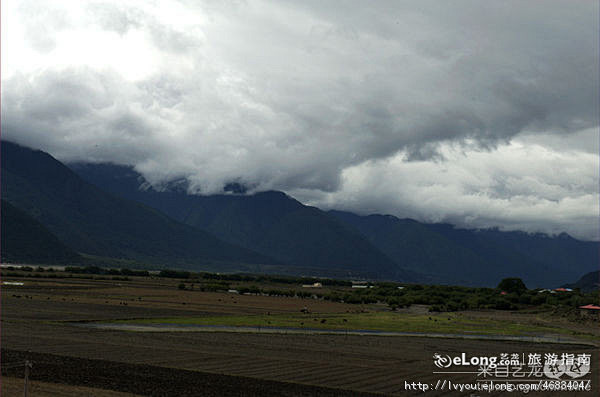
302 282 322 288
351 281 371 289
579 304 600 320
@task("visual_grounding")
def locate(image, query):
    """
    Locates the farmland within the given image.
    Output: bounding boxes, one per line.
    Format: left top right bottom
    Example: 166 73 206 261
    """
109 311 596 341
1 269 598 396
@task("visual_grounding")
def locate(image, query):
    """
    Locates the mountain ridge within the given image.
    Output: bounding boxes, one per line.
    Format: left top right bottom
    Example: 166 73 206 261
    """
1 141 279 271
3 141 414 280
69 162 412 281
328 210 597 287
69 161 598 287
563 270 599 292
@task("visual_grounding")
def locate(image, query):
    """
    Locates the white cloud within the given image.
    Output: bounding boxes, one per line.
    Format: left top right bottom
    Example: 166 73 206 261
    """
293 140 599 240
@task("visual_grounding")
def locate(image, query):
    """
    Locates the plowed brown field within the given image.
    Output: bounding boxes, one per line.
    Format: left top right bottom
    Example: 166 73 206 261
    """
2 276 597 396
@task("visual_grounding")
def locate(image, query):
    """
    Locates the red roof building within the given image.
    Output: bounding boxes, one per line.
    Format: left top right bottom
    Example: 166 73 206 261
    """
579 304 600 310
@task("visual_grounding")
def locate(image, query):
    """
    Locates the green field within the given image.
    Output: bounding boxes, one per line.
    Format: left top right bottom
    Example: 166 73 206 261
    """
112 311 592 339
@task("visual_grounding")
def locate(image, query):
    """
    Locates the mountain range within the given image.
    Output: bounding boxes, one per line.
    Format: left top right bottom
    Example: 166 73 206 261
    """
328 210 598 287
2 141 597 287
70 159 597 287
1 142 278 272
67 162 412 280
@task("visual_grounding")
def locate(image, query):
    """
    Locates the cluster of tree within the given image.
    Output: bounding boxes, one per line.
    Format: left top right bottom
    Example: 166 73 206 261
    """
238 286 316 298
158 269 192 278
189 278 595 312
200 272 352 286
3 266 55 272
336 279 598 311
177 282 317 297
65 266 149 277
158 270 356 287
2 270 130 281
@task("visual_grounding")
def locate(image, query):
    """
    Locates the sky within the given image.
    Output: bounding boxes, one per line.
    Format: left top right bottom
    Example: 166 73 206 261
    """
2 0 599 240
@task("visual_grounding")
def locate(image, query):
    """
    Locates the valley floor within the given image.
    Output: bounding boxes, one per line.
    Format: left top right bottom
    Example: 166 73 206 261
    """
1 275 598 396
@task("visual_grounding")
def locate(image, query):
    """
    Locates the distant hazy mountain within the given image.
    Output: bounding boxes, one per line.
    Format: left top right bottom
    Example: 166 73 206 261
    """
426 224 598 287
69 163 414 280
1 199 81 265
563 271 599 292
328 210 510 286
329 211 598 287
71 161 598 287
1 142 277 271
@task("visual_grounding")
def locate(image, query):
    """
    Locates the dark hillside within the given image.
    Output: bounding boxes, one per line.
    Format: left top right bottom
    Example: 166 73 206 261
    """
1 199 81 264
1 142 277 269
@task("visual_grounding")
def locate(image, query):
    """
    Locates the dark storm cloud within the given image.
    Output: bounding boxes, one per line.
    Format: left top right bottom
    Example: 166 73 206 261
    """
2 0 598 238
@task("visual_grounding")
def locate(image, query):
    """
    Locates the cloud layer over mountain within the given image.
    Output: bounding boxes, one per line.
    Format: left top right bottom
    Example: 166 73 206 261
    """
2 0 598 239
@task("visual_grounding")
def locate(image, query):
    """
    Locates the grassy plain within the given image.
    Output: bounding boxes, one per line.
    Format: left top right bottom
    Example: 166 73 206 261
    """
115 311 595 341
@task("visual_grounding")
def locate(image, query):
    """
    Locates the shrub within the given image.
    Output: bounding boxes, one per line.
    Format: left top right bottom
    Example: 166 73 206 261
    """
497 278 527 295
